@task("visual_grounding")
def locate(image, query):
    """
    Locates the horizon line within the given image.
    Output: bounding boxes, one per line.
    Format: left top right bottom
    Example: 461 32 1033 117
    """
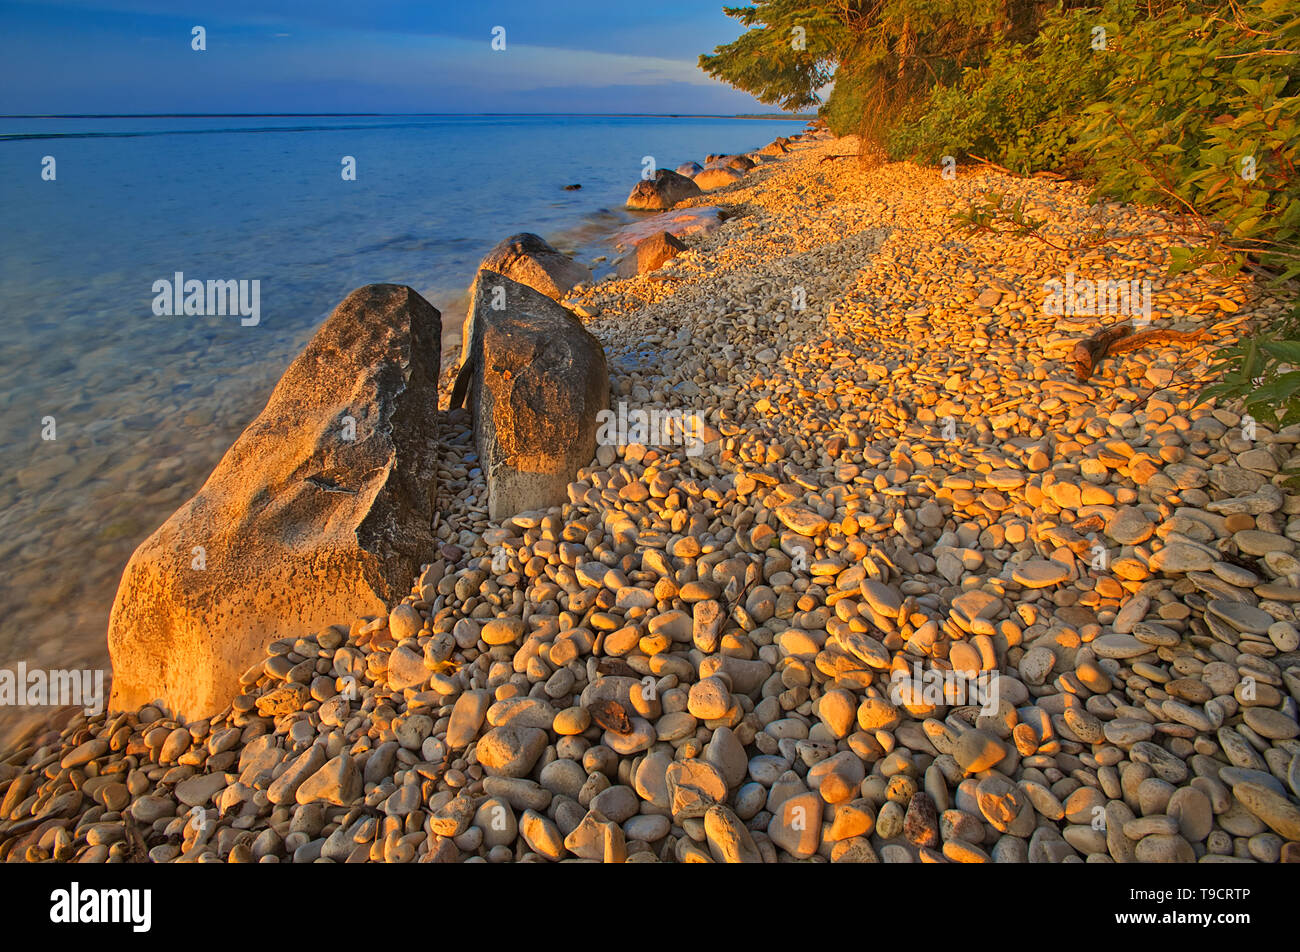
1 111 815 119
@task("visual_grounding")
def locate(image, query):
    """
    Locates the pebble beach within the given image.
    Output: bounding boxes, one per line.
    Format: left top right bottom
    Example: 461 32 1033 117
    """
3 130 1299 864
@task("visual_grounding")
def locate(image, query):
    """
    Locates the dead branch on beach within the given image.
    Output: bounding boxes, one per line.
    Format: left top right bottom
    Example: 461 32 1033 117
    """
819 152 859 163
967 153 1070 181
1072 322 1209 382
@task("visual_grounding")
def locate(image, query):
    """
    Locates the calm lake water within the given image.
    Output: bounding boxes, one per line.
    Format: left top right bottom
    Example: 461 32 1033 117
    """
0 113 800 744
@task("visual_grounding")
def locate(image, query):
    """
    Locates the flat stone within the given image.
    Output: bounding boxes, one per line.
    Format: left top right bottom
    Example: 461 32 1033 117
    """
475 726 548 777
266 745 328 804
857 697 901 730
519 809 565 861
807 751 865 804
60 739 108 769
473 797 518 848
295 754 360 806
130 795 175 824
1129 741 1189 784
446 690 492 748
1134 833 1195 862
1207 599 1274 634
1149 543 1216 574
1108 507 1155 545
953 730 1005 773
1013 559 1071 588
687 677 732 720
774 504 828 537
817 689 857 738
704 805 763 863
665 759 728 818
387 645 429 691
1234 529 1294 556
624 814 671 842
1219 726 1269 770
1167 786 1213 842
860 579 903 616
1091 634 1152 659
175 772 230 808
1018 646 1056 685
590 786 640 824
703 726 748 789
1242 707 1299 740
951 590 1004 622
1232 781 1300 840
486 697 558 730
482 616 526 645
767 791 823 858
976 775 1031 834
564 809 625 861
903 792 939 848
604 718 655 755
1132 622 1181 647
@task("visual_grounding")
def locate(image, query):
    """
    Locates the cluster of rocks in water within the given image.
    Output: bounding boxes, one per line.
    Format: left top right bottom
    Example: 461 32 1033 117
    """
3 128 1299 864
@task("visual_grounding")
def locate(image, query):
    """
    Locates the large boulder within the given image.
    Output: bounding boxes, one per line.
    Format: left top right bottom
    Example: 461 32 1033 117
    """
757 139 789 156
694 167 745 191
451 273 608 520
108 284 441 720
626 169 702 211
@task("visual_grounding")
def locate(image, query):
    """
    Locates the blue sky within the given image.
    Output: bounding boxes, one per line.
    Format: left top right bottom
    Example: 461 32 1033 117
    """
0 0 788 114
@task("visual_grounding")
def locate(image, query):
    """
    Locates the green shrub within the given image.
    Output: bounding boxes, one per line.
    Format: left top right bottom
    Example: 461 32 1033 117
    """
884 1 1136 174
1076 0 1300 277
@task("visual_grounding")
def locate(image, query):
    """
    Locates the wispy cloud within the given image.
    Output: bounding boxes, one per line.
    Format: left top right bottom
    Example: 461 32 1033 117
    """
0 1 780 113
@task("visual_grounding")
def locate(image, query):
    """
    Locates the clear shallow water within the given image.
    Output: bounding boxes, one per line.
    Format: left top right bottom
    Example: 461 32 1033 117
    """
0 113 799 742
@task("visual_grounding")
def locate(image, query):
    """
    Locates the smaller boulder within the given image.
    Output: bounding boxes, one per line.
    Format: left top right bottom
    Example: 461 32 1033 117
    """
471 232 589 303
451 274 609 520
708 155 754 173
636 232 686 273
675 161 703 177
626 169 702 211
616 231 687 278
694 167 744 191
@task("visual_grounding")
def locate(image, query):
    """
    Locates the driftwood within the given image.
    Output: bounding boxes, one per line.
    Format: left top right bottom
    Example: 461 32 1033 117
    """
819 152 859 163
1072 323 1207 382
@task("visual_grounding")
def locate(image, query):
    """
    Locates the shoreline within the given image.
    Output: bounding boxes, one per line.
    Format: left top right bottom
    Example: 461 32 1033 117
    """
0 115 797 755
4 130 1299 864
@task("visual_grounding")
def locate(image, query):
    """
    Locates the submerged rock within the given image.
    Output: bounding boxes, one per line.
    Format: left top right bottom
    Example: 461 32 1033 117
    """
612 206 730 251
